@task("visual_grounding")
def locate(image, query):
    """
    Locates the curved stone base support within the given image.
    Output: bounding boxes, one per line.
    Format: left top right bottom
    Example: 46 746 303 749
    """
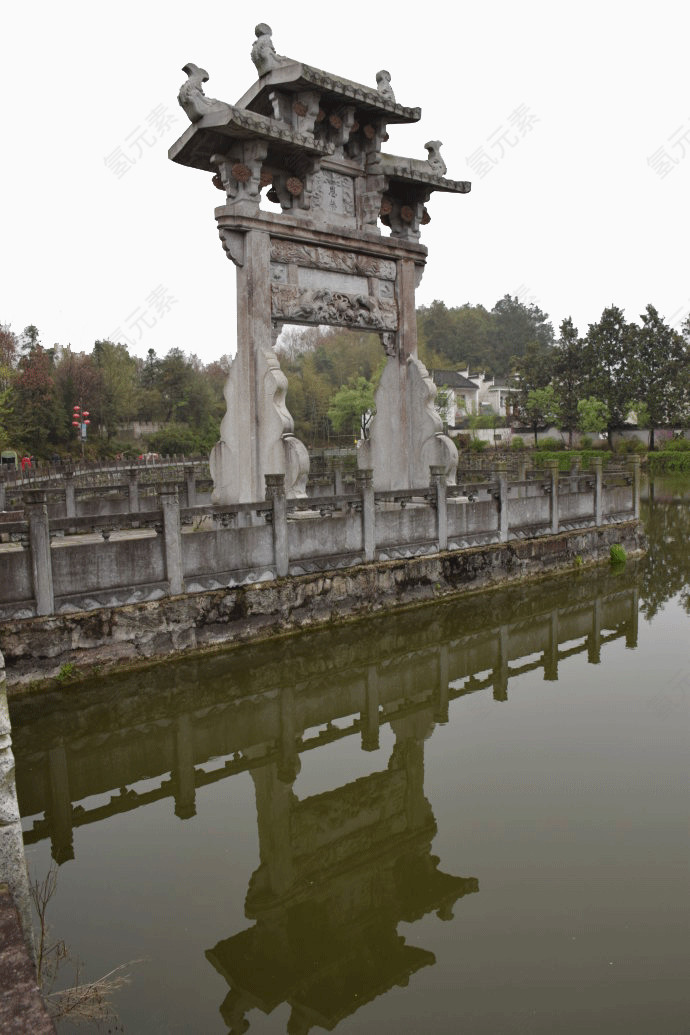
358 354 457 490
210 346 309 504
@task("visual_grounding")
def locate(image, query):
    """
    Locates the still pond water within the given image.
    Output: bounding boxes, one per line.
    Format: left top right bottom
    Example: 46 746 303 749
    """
11 475 689 1034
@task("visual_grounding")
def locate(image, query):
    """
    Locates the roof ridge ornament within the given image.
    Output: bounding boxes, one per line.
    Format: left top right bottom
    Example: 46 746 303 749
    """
251 23 290 77
376 70 396 104
178 63 230 123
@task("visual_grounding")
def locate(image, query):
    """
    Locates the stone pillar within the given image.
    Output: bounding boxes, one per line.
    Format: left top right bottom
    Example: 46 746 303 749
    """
265 474 288 578
161 487 184 596
588 597 602 664
250 760 296 896
569 456 581 493
545 459 559 534
277 685 299 784
495 461 509 543
211 228 309 504
434 643 450 723
362 665 380 752
47 741 74 864
0 649 35 959
626 587 639 649
543 610 559 681
517 456 528 499
333 464 344 498
24 490 54 617
0 477 6 513
127 467 140 513
592 456 603 525
627 455 641 519
430 465 448 551
64 468 76 519
184 465 197 509
172 713 196 819
356 468 375 562
492 624 509 701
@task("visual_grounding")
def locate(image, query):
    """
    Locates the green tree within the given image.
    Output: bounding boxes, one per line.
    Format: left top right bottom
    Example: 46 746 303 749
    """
327 376 376 440
630 305 689 449
524 385 558 444
577 396 610 436
92 340 138 437
13 345 63 454
488 294 554 375
553 317 586 447
583 306 635 447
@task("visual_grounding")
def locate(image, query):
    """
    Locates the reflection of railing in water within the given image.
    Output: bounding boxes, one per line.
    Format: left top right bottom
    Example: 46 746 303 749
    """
13 579 639 865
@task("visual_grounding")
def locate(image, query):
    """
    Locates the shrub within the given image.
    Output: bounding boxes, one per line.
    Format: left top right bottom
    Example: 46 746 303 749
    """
609 544 627 566
536 437 566 451
615 438 647 454
580 436 593 449
510 436 525 451
659 437 690 451
469 438 487 452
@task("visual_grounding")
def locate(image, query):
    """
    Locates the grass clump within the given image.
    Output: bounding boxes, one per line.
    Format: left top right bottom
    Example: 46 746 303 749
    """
609 544 627 566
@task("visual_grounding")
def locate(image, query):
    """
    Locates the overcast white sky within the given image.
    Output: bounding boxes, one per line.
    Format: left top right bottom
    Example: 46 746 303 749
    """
3 1 688 365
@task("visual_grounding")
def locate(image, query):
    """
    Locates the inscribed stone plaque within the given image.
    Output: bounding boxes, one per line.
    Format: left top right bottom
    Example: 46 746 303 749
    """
298 267 368 295
311 171 355 218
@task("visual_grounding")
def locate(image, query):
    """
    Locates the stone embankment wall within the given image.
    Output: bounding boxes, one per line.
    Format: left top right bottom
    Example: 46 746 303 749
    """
1 518 646 689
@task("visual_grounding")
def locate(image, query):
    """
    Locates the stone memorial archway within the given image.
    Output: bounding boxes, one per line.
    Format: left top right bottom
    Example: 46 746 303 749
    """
169 24 470 503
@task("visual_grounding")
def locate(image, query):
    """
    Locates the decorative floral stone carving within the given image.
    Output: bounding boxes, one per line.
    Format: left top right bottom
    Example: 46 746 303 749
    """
231 163 252 183
272 286 398 330
269 241 396 280
286 177 303 196
400 205 415 224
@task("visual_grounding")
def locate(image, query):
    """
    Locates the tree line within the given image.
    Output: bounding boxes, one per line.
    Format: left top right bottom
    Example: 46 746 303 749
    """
0 326 229 459
2 295 688 459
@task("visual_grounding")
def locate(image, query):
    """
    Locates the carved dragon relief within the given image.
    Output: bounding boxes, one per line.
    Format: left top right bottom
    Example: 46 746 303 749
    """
272 286 398 330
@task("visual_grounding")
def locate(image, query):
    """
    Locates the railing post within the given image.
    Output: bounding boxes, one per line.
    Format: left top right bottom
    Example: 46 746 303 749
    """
545 459 559 534
627 455 641 518
495 461 509 542
64 468 76 518
592 456 603 525
429 465 448 551
23 490 54 616
265 473 288 577
569 455 581 493
127 467 140 513
362 665 380 752
160 486 184 596
356 468 375 562
0 475 6 513
184 464 197 509
333 463 344 498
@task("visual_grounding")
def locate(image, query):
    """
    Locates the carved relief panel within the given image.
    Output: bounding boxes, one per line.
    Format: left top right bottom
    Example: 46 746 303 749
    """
269 239 399 330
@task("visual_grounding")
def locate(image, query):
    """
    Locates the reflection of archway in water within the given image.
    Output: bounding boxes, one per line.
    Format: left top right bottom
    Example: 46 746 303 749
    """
207 709 478 1035
13 572 640 868
10 574 642 1030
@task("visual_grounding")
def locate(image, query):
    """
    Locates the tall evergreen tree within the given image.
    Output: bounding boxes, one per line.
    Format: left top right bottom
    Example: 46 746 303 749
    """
553 317 586 446
583 306 635 447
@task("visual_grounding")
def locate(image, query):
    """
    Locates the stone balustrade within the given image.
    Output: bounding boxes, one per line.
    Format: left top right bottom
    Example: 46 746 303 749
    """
0 458 641 621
